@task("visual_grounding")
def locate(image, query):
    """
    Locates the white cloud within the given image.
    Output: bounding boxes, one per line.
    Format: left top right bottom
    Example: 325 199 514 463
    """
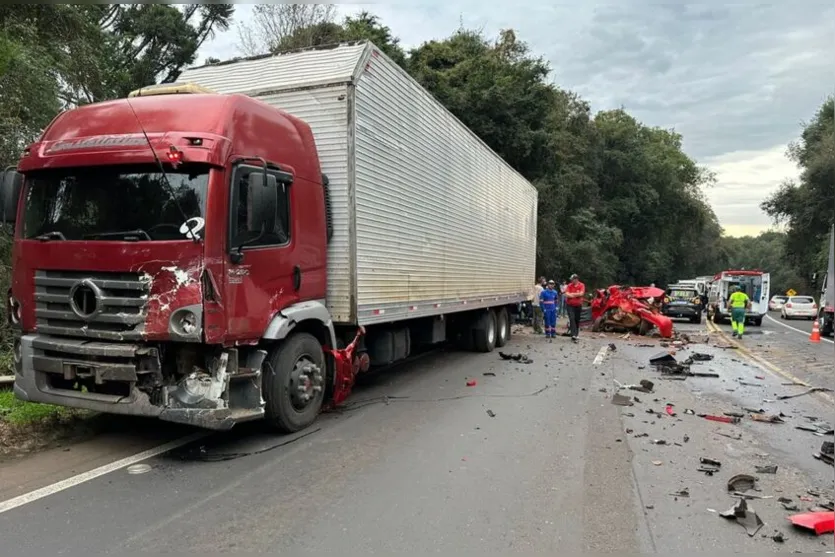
198 1 832 238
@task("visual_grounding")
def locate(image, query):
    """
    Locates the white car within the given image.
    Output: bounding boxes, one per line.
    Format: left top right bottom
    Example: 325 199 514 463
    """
768 295 788 311
781 296 818 320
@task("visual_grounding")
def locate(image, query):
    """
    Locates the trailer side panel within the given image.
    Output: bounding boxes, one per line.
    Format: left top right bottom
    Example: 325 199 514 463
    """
351 48 537 326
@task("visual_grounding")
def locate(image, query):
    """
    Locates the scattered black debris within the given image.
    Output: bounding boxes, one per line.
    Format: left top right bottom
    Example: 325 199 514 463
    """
683 434 690 443
670 488 690 498
608 343 617 352
486 409 496 418
690 352 714 361
498 352 533 364
771 532 785 543
720 498 764 537
777 386 833 400
782 502 800 512
796 420 834 436
743 407 766 414
727 474 758 493
483 372 496 377
724 412 745 418
652 439 667 445
612 393 634 407
814 441 834 466
755 465 778 474
698 457 721 475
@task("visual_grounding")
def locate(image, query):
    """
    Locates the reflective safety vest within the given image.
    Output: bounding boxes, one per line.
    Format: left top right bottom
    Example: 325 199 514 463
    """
729 291 749 308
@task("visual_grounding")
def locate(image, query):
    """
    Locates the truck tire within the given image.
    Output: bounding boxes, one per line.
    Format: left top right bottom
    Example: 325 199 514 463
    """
495 308 510 348
753 317 762 327
473 310 497 353
263 333 326 433
690 313 702 324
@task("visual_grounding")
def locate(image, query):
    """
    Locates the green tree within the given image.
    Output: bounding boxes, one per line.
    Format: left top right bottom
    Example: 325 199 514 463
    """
718 232 809 296
762 97 835 280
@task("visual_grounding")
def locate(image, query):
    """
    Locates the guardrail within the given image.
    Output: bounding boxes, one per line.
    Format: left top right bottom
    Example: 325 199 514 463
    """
0 376 14 390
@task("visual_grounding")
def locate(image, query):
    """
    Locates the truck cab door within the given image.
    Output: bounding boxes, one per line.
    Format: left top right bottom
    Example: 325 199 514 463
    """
224 163 299 343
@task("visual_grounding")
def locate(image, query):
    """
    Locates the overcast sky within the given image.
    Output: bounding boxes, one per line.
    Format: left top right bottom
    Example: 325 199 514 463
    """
200 2 834 238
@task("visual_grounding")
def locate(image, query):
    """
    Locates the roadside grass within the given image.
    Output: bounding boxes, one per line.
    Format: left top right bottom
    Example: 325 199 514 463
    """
0 390 99 458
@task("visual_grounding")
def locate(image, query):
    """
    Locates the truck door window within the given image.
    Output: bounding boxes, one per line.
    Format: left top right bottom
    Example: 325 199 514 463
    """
22 164 209 241
230 165 290 249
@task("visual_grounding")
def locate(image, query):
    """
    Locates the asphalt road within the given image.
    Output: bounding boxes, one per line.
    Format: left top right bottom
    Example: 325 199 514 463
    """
0 322 832 554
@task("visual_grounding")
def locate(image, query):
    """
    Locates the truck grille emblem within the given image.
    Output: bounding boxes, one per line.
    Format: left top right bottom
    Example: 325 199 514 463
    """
69 279 103 320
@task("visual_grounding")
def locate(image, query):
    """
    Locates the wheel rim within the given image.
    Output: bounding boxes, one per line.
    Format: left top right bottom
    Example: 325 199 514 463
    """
288 355 324 412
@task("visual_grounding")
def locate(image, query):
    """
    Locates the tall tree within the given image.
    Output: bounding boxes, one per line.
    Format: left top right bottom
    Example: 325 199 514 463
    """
762 97 835 279
237 4 339 56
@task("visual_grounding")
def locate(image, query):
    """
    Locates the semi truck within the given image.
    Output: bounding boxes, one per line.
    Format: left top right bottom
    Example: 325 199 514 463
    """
819 225 834 337
0 42 537 432
707 270 770 326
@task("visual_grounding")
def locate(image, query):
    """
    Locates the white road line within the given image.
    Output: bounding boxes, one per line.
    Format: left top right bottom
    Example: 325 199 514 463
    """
766 314 834 344
593 346 609 366
0 431 210 516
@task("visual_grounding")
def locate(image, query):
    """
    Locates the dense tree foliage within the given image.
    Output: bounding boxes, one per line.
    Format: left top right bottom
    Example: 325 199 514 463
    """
762 97 835 281
718 232 810 296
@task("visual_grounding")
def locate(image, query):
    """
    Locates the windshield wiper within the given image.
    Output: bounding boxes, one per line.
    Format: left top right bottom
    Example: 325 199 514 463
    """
83 229 152 241
35 231 67 241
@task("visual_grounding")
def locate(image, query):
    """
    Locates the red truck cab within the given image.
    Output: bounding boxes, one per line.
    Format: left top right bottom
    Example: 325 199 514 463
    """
1 87 340 431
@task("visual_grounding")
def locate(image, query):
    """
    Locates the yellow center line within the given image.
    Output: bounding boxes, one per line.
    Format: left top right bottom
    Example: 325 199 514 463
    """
704 319 834 405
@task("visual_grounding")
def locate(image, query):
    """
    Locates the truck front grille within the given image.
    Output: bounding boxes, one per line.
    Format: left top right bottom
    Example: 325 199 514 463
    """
35 270 150 341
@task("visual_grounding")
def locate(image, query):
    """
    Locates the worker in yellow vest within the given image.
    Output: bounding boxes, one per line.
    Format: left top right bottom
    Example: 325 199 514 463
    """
728 286 751 339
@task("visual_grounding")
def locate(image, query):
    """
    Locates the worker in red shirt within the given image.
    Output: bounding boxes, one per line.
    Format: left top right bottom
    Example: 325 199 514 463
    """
564 273 585 341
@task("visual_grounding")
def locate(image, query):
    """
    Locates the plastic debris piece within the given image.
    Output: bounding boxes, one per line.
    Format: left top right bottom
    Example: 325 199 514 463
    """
482 372 496 377
690 353 714 361
755 465 778 474
652 439 667 445
720 498 764 537
704 414 740 424
612 393 634 406
652 460 663 466
466 379 477 387
486 409 496 418
727 474 757 493
787 511 835 536
771 532 785 543
670 488 690 498
665 404 676 416
751 413 784 424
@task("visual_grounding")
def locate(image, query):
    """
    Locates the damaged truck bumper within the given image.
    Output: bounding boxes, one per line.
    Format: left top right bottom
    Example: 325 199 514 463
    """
12 334 263 431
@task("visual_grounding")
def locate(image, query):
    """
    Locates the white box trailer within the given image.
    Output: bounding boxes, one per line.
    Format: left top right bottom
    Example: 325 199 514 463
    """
178 42 537 328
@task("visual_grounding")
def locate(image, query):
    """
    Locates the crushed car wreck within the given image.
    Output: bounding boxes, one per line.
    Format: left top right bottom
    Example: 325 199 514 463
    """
591 286 674 338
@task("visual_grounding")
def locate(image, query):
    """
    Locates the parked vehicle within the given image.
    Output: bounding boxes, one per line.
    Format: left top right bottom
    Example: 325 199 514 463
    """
0 42 537 433
768 295 788 311
661 284 702 324
707 270 770 326
780 296 818 320
819 225 834 337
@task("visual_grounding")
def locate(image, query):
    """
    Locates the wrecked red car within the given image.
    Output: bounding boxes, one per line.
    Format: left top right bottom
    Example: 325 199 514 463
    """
591 285 674 338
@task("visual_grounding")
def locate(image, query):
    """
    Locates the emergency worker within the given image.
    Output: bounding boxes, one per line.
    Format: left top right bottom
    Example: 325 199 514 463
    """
728 286 751 339
564 273 586 341
540 280 559 339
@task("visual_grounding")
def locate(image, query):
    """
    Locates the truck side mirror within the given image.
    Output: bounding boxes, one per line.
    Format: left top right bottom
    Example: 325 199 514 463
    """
0 167 22 228
246 172 277 235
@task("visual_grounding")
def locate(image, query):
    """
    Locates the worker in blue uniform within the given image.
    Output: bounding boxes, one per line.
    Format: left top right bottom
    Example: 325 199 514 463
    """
540 280 559 339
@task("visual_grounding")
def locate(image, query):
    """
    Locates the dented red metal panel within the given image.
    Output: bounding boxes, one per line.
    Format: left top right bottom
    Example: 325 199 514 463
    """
591 285 674 338
12 240 203 341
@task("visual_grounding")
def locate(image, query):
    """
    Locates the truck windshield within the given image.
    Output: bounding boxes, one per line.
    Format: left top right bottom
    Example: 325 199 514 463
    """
22 163 209 241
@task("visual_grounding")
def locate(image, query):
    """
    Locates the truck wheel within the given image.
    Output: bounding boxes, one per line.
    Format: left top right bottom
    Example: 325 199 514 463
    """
495 308 510 348
690 313 702 324
473 310 497 353
753 317 762 327
263 333 326 433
